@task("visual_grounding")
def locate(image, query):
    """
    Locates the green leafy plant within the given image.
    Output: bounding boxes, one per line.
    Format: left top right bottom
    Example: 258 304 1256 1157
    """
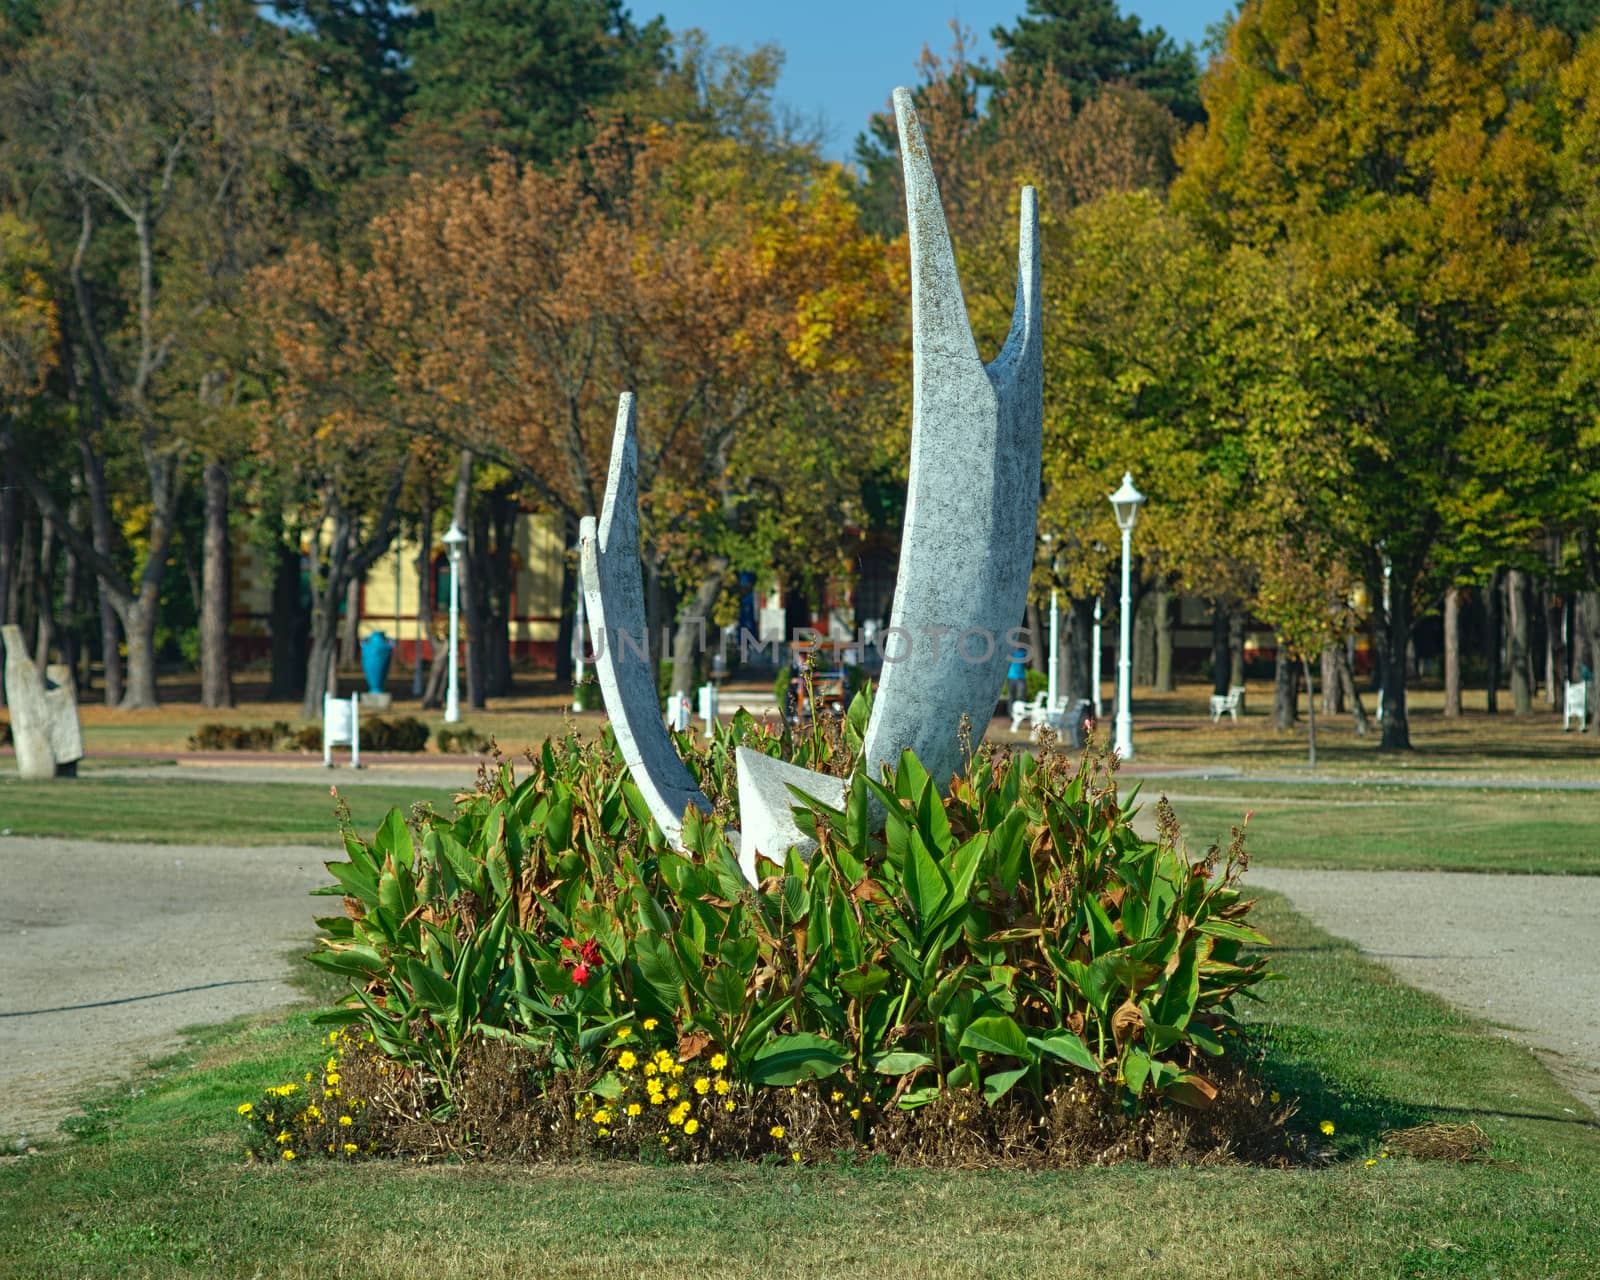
309 688 1269 1121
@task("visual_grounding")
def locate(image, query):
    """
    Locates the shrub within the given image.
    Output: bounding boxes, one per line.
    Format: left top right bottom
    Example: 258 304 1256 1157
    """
1024 668 1049 700
188 721 291 751
309 687 1269 1140
360 716 429 753
437 726 492 755
238 1026 378 1163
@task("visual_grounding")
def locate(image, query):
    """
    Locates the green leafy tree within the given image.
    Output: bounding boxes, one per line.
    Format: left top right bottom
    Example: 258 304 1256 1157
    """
991 0 1203 124
1173 0 1577 750
399 0 669 167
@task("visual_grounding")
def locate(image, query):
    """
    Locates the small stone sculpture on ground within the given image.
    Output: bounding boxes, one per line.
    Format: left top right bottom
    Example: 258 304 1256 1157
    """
2 623 84 779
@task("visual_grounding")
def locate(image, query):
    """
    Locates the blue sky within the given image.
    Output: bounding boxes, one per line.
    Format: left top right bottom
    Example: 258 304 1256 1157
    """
648 2 1235 161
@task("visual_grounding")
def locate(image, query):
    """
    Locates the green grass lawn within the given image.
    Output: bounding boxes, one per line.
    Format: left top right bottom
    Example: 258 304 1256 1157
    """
0 778 459 845
2 894 1594 1280
1148 781 1600 875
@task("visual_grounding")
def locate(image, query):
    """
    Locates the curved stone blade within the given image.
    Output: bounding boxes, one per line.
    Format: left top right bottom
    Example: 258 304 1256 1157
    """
579 393 712 847
861 88 1043 792
734 746 848 883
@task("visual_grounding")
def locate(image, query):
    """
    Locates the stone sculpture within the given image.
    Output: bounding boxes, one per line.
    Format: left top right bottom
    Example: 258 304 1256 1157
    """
579 87 1042 881
2 624 84 779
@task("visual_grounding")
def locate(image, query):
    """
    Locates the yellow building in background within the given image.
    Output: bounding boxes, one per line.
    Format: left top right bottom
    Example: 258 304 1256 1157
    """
230 512 569 669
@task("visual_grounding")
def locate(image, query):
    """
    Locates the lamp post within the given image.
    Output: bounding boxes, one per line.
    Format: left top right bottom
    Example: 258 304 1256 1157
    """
571 572 587 713
443 523 466 723
1108 472 1144 759
1091 597 1103 719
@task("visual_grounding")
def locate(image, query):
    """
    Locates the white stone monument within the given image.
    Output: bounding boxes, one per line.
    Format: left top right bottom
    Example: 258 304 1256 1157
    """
2 624 84 779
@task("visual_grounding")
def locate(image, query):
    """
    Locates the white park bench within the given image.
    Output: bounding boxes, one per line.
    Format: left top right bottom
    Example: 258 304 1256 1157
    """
1564 681 1588 731
1209 685 1247 724
323 691 361 767
1011 694 1075 736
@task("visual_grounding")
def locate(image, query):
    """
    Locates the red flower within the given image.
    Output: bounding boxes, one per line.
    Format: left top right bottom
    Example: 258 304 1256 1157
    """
560 937 602 985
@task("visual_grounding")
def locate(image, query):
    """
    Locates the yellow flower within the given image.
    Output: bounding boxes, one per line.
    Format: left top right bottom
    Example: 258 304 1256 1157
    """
831 1091 844 1103
769 1125 785 1140
282 1149 296 1160
791 1152 801 1163
710 1053 727 1071
850 1108 860 1120
339 1115 353 1127
714 1078 730 1096
1320 1120 1335 1137
236 1102 253 1116
597 1128 610 1138
617 1027 632 1040
627 1103 642 1117
660 1134 670 1145
671 1063 685 1078
343 1142 359 1155
667 1084 681 1100
276 1131 291 1144
593 1109 612 1125
683 1118 699 1136
643 1063 658 1077
643 1018 659 1032
326 1072 341 1087
650 1092 667 1106
1270 1091 1280 1104
618 1051 637 1071
326 1057 337 1072
1364 1158 1377 1167
694 1078 710 1096
724 1100 736 1112
302 1072 312 1084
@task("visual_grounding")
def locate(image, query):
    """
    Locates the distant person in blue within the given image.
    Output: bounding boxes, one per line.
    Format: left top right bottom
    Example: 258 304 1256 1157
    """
1007 646 1028 707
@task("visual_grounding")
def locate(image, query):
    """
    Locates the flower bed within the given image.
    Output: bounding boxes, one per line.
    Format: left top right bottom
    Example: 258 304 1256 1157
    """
252 691 1290 1167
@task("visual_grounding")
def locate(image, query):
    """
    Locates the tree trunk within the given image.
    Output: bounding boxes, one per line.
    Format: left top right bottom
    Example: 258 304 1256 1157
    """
1336 644 1370 736
1507 568 1532 715
0 459 15 707
1153 586 1175 691
1065 596 1093 708
116 595 160 708
466 496 490 709
1443 585 1462 717
1378 579 1413 751
1485 566 1503 714
338 576 362 670
671 569 724 699
1547 587 1568 708
555 515 578 684
1321 645 1341 714
1302 654 1317 769
269 540 307 701
200 459 233 708
1210 602 1229 696
1228 610 1246 688
33 510 57 667
1133 596 1155 687
414 484 435 699
1024 600 1045 676
484 485 515 698
1273 640 1297 730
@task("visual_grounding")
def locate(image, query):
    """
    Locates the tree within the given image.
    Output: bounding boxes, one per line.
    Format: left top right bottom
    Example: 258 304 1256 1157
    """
991 0 1203 124
1173 0 1576 750
399 0 669 167
0 0 344 706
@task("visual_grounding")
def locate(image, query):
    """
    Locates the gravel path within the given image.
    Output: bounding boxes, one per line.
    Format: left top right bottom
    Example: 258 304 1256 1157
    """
0 837 328 1141
1246 868 1600 1118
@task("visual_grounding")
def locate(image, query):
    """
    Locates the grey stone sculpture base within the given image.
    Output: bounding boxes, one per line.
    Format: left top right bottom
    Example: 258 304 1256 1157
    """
3 625 84 780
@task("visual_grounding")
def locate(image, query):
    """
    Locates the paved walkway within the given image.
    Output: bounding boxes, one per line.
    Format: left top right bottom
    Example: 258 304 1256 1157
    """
1247 868 1600 1118
0 837 327 1141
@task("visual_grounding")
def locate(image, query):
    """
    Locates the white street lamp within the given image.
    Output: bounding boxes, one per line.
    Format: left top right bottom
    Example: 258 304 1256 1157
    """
571 566 587 713
443 522 467 724
1108 472 1144 759
1091 597 1104 719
